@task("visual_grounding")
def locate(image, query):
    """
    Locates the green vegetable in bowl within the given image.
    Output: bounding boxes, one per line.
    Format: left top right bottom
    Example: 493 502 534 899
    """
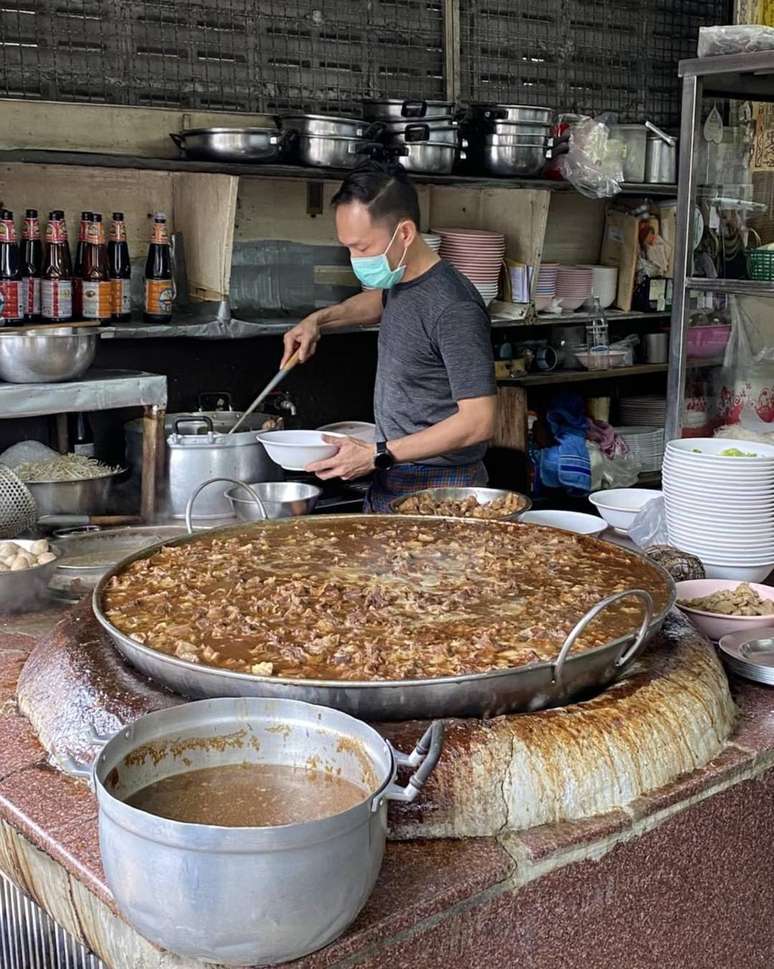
719 447 757 457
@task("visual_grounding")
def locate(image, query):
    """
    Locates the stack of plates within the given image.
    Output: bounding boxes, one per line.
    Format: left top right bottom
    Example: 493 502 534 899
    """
556 265 593 311
614 425 664 473
534 262 558 311
619 396 667 426
436 227 505 306
422 233 442 252
718 629 774 685
663 437 774 582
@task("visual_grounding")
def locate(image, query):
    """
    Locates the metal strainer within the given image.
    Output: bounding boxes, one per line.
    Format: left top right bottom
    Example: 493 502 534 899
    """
0 464 38 538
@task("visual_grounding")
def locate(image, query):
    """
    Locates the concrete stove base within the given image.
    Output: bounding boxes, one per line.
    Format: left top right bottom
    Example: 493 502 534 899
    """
0 603 772 967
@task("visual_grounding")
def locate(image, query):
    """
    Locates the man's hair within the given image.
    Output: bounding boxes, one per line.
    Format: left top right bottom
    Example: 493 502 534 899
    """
331 160 421 229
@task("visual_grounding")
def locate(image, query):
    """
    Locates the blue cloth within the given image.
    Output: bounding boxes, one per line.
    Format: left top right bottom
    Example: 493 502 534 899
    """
536 392 592 495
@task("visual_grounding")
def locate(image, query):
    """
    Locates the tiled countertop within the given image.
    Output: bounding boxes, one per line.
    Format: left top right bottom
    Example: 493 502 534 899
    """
2 604 774 968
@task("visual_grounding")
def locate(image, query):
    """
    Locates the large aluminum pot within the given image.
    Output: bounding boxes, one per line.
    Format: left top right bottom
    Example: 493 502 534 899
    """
170 127 287 163
470 103 553 124
396 140 463 174
280 113 368 138
296 133 366 169
363 98 454 122
125 412 282 520
484 143 549 177
372 119 462 147
491 120 553 138
86 697 443 965
0 326 98 383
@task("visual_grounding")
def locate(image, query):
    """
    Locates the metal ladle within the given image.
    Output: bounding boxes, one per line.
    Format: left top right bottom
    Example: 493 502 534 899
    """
228 350 300 436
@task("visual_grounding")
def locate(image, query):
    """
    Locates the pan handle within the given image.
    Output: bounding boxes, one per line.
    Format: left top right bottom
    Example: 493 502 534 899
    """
184 477 268 535
552 589 654 689
174 414 214 438
376 721 444 808
49 723 117 787
169 132 185 151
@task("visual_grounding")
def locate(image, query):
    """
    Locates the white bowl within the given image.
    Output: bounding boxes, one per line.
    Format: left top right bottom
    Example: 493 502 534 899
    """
666 437 774 459
675 579 774 641
256 430 345 471
702 563 774 582
558 295 588 311
520 509 608 536
588 488 661 533
316 421 377 443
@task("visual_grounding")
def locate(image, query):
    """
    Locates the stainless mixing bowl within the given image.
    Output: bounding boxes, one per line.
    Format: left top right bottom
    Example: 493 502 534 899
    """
0 326 99 383
226 481 322 520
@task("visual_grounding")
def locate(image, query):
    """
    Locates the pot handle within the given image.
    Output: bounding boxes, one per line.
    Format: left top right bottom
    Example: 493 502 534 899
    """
169 132 185 152
404 123 430 143
552 589 654 689
645 120 676 146
197 392 233 412
401 99 428 118
377 721 445 808
185 476 268 534
50 723 117 787
174 414 214 439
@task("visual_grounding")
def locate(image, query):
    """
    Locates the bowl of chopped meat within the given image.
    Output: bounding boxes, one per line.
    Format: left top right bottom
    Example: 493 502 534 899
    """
392 486 531 521
676 579 774 641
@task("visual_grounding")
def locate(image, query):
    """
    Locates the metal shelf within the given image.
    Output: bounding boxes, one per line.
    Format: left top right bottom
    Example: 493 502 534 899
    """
498 363 668 388
685 278 774 297
0 369 166 418
0 148 675 196
528 309 671 327
679 50 774 103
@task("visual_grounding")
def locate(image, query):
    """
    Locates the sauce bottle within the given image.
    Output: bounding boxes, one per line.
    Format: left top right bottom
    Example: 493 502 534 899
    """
108 212 131 322
144 212 173 323
0 209 23 325
73 211 92 319
21 209 42 323
41 211 73 323
82 213 112 324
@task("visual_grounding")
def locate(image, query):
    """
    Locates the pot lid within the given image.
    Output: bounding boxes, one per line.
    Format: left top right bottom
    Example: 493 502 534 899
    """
281 113 366 124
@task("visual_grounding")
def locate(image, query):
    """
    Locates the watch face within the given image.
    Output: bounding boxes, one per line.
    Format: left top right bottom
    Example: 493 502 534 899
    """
375 445 393 470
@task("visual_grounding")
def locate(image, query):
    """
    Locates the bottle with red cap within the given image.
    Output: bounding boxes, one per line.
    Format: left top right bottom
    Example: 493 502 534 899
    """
72 211 92 319
108 212 131 322
21 209 43 324
0 210 23 325
82 212 112 324
41 210 73 323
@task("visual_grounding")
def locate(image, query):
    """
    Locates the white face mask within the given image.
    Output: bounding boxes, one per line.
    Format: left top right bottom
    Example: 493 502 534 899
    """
350 222 408 289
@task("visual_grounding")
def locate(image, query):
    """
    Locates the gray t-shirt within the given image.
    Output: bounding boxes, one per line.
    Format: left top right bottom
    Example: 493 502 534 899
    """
374 260 496 467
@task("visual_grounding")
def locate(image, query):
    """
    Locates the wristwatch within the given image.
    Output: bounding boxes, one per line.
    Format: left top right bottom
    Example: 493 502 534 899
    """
374 441 395 471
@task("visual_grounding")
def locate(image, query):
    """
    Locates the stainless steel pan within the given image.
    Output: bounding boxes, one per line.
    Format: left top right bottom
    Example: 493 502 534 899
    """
470 103 553 124
170 127 288 163
93 516 675 721
363 98 454 122
280 114 368 138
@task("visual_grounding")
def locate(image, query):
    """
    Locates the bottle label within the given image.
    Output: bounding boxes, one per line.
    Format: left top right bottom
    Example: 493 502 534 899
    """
145 279 173 316
111 278 131 315
82 280 112 319
46 220 68 244
0 280 22 321
22 277 40 317
23 217 40 241
85 221 106 245
151 221 169 245
0 219 17 243
41 279 73 319
78 220 88 242
110 221 127 242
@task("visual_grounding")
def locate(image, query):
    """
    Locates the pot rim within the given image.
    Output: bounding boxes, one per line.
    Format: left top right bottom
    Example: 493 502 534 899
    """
178 127 281 137
281 113 365 124
94 697 397 849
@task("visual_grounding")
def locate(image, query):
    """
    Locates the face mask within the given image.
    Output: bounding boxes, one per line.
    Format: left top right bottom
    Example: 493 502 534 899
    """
350 223 408 290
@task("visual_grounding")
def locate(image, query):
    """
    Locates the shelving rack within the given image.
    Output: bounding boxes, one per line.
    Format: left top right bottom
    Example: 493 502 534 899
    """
666 49 774 441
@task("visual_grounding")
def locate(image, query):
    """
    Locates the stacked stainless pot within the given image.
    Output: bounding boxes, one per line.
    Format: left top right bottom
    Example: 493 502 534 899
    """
170 125 290 163
363 98 464 174
279 113 372 169
464 103 556 177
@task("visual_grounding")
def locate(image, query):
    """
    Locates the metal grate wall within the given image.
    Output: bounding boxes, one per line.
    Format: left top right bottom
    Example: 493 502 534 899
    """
0 0 729 123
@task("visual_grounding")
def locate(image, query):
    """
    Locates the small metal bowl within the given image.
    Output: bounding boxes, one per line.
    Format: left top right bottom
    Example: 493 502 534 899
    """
225 481 322 521
0 326 99 383
391 486 532 521
0 540 59 613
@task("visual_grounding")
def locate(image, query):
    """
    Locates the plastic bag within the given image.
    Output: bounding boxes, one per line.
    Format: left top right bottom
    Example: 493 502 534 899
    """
557 114 624 199
629 494 669 549
698 25 774 58
714 297 774 424
587 441 641 490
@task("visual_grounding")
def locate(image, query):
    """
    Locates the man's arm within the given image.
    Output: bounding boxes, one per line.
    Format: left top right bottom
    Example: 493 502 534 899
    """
308 395 497 480
281 290 383 367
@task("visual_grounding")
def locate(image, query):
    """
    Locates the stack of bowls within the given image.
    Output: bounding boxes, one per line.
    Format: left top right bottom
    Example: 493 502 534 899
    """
422 232 442 253
556 266 593 311
534 262 559 311
436 227 505 305
663 437 774 582
580 265 618 309
614 426 665 473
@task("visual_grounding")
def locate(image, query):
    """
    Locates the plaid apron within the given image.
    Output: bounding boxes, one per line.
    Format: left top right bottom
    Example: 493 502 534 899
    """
363 461 489 513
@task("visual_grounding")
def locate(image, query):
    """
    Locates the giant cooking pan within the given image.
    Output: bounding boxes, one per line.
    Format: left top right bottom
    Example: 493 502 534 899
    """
92 516 676 721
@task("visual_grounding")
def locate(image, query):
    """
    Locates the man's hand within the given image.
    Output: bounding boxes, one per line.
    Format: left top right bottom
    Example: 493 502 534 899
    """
306 435 376 481
281 314 321 368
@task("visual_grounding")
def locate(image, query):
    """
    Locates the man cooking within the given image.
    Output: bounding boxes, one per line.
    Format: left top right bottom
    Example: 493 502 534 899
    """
281 160 497 512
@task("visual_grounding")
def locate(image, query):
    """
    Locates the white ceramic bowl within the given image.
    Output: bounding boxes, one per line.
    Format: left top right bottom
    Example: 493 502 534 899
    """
676 579 774 641
588 488 661 533
702 562 774 583
519 509 608 536
256 430 345 471
666 437 774 460
316 421 377 443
